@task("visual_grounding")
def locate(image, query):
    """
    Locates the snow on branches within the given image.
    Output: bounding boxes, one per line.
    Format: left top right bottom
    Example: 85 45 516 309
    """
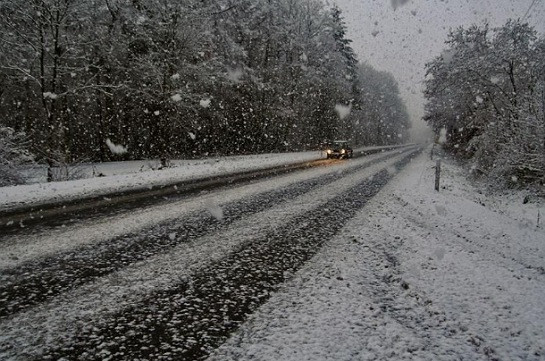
424 20 545 186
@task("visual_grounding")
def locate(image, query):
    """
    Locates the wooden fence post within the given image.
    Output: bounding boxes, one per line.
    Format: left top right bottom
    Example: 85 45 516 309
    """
435 159 441 191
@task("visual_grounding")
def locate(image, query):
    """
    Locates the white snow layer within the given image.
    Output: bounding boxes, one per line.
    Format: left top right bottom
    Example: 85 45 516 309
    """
2 146 542 360
0 151 322 212
0 151 406 358
0 146 404 213
208 147 545 361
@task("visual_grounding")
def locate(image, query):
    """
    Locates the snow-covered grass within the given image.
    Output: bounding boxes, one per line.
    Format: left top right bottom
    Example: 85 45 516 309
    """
0 151 322 211
208 146 545 361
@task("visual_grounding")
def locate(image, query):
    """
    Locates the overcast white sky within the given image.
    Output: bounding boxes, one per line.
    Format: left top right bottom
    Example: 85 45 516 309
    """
332 0 545 140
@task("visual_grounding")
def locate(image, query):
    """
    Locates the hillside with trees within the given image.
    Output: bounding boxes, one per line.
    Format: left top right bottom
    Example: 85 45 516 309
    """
424 20 545 186
0 0 410 183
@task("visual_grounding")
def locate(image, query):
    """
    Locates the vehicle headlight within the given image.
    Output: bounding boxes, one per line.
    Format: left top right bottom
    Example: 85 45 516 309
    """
326 149 332 154
341 149 346 154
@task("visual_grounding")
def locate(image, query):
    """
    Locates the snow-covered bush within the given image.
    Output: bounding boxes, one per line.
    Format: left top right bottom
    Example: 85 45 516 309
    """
0 127 34 186
43 149 90 182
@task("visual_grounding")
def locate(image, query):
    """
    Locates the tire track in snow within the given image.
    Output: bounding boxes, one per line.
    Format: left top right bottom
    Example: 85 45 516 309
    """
0 150 411 319
39 149 420 361
0 150 412 360
0 155 365 271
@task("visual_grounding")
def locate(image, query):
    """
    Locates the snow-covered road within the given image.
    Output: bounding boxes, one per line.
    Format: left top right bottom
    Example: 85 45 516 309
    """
209 148 545 361
2 145 544 361
0 145 408 232
0 147 418 360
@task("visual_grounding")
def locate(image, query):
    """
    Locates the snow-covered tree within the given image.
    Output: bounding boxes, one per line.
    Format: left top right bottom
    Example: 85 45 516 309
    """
425 20 545 185
354 64 411 146
0 0 411 167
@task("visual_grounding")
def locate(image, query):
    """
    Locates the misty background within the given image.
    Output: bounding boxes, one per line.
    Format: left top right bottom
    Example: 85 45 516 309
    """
333 0 545 142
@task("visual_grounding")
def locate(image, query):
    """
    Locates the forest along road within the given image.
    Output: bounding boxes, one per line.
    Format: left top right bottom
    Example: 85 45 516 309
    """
0 146 421 361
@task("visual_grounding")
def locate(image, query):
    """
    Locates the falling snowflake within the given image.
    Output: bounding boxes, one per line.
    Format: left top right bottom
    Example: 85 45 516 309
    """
227 67 243 83
441 49 456 64
136 15 147 25
433 247 445 261
334 104 352 120
438 127 447 144
391 0 410 10
43 92 58 99
205 201 223 221
105 138 128 155
200 98 211 108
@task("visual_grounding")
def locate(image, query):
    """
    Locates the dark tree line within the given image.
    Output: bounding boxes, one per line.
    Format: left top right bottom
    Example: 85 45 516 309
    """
425 20 545 185
0 0 410 179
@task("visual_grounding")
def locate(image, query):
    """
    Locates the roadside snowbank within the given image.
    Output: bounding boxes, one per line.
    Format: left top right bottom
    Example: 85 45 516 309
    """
0 145 410 213
208 147 545 361
0 151 323 211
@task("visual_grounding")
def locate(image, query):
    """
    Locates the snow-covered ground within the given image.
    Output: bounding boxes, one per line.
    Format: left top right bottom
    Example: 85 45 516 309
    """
208 147 545 361
2 145 542 360
0 151 322 211
0 149 412 359
1 145 408 213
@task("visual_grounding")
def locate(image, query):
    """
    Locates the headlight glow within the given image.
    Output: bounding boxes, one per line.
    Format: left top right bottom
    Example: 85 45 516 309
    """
341 149 346 154
326 149 332 154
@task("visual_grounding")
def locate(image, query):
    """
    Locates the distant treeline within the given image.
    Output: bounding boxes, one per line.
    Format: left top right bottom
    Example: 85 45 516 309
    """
0 0 410 165
425 20 545 186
